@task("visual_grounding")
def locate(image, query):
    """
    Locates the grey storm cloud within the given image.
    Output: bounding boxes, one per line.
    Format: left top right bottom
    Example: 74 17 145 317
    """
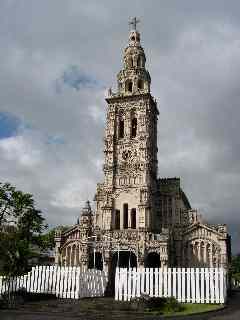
0 0 239 252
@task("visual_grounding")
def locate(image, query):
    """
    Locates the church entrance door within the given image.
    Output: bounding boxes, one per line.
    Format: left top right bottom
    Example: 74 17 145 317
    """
106 251 137 296
145 252 161 268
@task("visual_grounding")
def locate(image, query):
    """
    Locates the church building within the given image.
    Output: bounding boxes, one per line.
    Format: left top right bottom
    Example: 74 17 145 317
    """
55 20 230 271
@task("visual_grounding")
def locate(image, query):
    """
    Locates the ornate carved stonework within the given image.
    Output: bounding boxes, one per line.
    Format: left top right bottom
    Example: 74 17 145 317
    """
55 22 230 271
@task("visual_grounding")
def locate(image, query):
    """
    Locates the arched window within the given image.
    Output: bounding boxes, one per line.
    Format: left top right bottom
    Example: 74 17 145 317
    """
131 118 137 138
131 208 136 229
137 56 141 67
119 119 124 138
128 57 133 68
123 203 128 229
128 81 133 92
138 79 144 89
115 210 120 230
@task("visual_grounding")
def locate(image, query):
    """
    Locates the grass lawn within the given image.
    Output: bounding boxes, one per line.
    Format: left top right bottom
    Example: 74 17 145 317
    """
145 303 224 316
0 295 225 319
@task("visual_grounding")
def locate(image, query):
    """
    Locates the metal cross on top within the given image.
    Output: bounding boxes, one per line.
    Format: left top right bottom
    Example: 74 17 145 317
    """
129 17 140 30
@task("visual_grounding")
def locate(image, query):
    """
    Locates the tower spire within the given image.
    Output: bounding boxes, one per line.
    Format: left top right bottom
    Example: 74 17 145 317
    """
114 19 151 96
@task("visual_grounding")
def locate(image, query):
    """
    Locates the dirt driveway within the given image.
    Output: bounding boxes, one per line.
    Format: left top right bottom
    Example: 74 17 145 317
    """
1 290 240 320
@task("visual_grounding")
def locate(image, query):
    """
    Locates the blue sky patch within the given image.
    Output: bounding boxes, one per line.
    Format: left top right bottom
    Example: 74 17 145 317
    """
61 65 98 90
0 112 21 139
47 134 65 145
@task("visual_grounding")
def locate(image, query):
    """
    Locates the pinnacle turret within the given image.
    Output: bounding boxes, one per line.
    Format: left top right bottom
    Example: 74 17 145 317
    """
115 20 151 97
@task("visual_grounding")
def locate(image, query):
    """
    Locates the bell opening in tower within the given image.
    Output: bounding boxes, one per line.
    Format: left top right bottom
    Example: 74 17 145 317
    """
123 203 128 229
131 208 136 229
115 210 120 230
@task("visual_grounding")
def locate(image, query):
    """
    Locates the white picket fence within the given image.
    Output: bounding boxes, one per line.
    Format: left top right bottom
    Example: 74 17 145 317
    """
115 267 227 304
0 266 108 299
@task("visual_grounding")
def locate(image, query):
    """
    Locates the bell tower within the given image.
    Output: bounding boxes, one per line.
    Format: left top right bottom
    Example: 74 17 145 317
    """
95 18 159 232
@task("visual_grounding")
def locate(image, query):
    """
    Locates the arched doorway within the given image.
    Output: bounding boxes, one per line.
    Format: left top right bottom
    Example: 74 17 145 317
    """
88 251 103 270
107 251 137 296
112 251 137 269
145 252 161 268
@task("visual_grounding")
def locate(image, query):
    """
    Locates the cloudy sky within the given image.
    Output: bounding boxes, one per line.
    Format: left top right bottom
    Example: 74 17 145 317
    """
0 1 239 253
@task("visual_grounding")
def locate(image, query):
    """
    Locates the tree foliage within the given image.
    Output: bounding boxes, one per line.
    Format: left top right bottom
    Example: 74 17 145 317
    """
231 254 240 281
0 182 47 276
39 226 69 251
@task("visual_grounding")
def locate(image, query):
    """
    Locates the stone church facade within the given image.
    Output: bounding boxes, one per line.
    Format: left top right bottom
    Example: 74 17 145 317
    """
55 22 230 271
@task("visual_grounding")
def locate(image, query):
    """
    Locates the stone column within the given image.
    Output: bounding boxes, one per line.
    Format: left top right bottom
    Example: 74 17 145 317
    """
70 245 73 267
209 244 213 267
197 243 201 266
203 243 207 266
128 207 131 229
103 250 110 273
161 259 168 268
192 243 196 265
120 208 124 230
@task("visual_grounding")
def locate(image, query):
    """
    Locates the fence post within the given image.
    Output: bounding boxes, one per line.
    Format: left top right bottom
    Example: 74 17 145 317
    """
182 268 185 303
150 268 154 297
186 268 191 303
215 268 220 304
196 268 200 303
163 268 168 297
191 268 195 303
168 268 172 298
210 268 215 303
115 267 119 301
155 268 159 297
219 268 224 304
177 268 182 302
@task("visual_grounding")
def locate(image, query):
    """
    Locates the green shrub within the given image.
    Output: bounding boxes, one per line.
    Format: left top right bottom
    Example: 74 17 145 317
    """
163 297 184 313
130 294 184 313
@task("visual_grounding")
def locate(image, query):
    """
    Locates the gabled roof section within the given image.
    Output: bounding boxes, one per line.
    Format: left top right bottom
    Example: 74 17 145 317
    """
61 224 80 237
180 189 191 209
183 222 227 238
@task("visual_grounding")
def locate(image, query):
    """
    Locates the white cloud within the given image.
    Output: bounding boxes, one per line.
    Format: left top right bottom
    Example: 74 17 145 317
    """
0 134 41 168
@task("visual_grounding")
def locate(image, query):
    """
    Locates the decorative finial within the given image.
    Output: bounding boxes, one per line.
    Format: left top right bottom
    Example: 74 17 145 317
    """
129 17 140 31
